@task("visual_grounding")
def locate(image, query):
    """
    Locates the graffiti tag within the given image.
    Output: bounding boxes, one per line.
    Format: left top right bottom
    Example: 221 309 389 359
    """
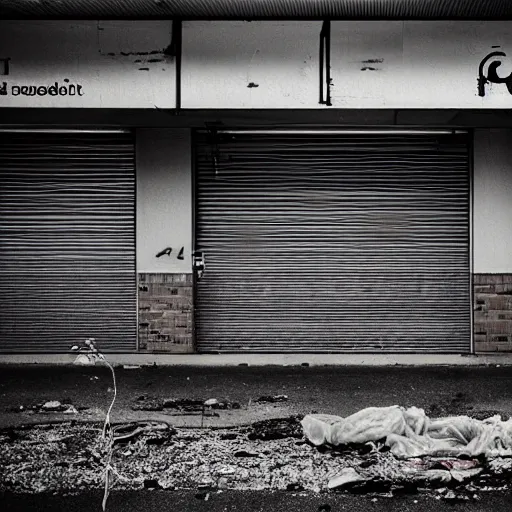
156 246 185 260
478 51 512 97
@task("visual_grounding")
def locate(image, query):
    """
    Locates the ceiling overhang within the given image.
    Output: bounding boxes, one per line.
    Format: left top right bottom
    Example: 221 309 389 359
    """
1 0 512 20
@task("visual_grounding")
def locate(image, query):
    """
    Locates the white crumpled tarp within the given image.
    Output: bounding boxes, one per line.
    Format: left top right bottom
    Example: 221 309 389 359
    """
301 406 512 459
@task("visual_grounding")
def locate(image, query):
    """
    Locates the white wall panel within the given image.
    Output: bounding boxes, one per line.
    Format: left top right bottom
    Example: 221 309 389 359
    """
182 21 321 109
183 21 512 109
329 21 403 108
136 129 192 273
399 22 512 109
474 129 512 273
0 20 175 108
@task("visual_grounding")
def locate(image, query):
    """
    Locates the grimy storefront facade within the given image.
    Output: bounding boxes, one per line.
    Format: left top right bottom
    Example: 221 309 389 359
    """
0 2 511 356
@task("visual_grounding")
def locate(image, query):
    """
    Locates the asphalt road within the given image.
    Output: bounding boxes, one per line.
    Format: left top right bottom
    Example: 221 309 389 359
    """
1 365 512 511
3 490 512 512
0 364 511 428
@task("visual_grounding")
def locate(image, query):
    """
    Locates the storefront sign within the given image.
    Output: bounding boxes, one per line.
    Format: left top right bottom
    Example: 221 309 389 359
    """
1 79 84 97
0 20 175 108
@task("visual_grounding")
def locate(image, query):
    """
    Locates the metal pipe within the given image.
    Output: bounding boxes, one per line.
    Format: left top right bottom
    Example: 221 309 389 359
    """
0 128 130 134
216 129 468 135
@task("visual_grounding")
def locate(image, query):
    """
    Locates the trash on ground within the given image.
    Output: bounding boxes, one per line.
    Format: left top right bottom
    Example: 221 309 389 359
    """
488 458 512 474
123 365 141 370
0 417 511 496
42 401 63 411
328 468 369 489
301 405 512 459
256 395 289 403
112 421 175 444
450 468 483 482
131 397 165 411
247 416 304 440
132 396 240 413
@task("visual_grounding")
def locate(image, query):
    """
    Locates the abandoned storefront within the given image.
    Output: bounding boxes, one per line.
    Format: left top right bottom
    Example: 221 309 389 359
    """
0 8 511 355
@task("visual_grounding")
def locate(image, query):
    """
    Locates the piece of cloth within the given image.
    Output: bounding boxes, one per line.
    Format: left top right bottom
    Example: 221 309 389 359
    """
301 406 512 459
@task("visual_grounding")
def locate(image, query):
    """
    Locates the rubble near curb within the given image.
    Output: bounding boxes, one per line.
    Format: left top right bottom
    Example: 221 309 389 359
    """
8 400 89 415
0 415 510 497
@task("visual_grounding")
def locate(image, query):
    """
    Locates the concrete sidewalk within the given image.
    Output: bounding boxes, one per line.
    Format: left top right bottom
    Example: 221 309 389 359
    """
0 364 511 429
2 353 512 367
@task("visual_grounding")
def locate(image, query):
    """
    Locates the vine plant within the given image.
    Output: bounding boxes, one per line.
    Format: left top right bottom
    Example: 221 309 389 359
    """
71 339 118 511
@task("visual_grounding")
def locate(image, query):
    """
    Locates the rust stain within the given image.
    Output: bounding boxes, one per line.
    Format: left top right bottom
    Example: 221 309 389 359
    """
247 82 259 88
139 68 150 71
362 58 384 64
361 67 378 71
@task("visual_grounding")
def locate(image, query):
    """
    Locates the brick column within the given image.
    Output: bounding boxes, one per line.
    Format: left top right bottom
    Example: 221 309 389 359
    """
138 273 194 353
474 274 512 352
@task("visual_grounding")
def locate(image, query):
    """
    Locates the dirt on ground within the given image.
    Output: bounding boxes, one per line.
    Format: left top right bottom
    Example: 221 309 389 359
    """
1 416 511 503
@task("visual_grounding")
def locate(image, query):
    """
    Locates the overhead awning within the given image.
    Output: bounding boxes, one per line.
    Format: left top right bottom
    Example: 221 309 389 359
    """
1 0 512 20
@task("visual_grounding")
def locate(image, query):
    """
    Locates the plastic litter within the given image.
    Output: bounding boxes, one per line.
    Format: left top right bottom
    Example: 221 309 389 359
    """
301 406 512 459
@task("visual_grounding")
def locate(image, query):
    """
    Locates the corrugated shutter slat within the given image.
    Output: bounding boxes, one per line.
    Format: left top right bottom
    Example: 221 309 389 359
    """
194 132 470 353
0 132 137 353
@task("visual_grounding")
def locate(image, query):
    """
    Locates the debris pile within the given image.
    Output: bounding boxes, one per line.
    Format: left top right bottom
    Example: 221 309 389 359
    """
301 405 512 493
9 401 85 415
0 408 511 497
301 406 512 458
131 396 241 413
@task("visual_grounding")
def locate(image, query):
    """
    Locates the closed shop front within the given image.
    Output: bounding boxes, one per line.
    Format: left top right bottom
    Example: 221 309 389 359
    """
0 130 137 352
194 130 471 353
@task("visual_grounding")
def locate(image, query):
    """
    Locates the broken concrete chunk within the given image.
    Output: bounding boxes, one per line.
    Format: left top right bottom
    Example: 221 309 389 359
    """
42 401 62 411
327 467 368 489
450 468 483 482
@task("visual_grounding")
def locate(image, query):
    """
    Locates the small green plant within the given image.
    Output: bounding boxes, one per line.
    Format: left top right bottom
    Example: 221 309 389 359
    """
71 338 117 511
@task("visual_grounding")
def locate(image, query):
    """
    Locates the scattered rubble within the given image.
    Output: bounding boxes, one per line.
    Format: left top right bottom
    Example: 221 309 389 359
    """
42 401 63 411
256 395 289 403
328 468 368 489
132 396 241 413
0 409 511 497
9 400 89 415
247 416 304 440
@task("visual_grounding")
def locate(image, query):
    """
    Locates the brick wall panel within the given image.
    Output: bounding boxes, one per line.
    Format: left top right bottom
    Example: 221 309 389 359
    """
474 274 512 353
138 273 194 353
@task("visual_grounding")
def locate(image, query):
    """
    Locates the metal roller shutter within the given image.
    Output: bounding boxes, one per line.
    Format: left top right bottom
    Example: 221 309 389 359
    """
0 130 137 352
194 130 471 353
